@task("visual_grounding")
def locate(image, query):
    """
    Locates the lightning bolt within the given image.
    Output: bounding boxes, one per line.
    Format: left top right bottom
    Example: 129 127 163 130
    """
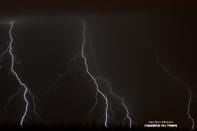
95 77 132 128
8 21 29 126
81 19 109 127
188 90 194 130
156 57 195 130
0 21 40 126
81 19 132 128
54 19 133 128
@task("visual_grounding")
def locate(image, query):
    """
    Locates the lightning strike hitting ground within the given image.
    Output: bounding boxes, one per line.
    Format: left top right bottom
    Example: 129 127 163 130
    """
81 19 109 127
156 57 195 130
0 21 40 126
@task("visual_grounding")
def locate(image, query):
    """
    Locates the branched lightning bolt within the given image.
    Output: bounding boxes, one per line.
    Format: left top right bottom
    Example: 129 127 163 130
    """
54 19 133 128
81 19 109 127
0 21 40 126
156 57 195 130
96 77 132 128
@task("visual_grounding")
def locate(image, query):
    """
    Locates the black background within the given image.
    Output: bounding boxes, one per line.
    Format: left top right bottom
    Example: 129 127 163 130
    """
0 1 197 129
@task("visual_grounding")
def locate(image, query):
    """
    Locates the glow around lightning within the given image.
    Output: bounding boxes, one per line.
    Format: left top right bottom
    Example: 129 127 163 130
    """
81 19 109 127
156 57 195 130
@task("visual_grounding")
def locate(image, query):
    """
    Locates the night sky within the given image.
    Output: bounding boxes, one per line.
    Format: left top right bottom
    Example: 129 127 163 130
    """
0 9 197 129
